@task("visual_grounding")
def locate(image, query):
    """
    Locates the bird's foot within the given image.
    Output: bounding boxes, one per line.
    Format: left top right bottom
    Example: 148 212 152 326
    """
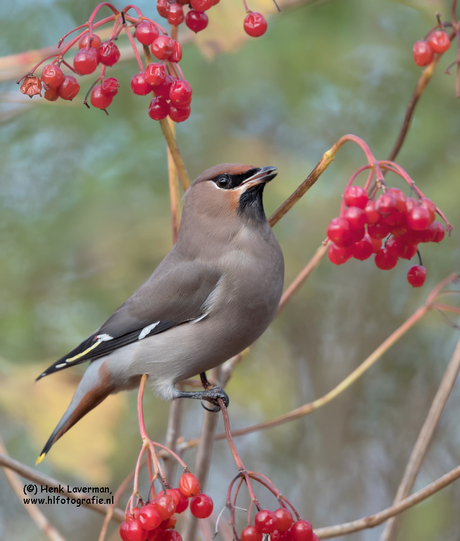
174 386 229 412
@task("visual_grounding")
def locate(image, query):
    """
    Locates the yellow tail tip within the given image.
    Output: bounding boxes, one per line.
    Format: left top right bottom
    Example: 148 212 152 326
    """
36 453 45 465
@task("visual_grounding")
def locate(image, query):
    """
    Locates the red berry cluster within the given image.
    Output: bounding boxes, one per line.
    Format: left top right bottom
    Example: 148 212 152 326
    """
155 0 267 38
120 473 213 541
413 29 450 66
241 509 318 541
19 5 193 122
326 185 447 287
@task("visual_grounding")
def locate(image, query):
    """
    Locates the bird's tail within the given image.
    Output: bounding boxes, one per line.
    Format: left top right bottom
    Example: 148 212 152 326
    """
36 360 114 464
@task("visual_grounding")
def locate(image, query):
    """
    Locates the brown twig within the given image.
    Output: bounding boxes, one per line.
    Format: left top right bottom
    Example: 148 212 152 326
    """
387 27 457 162
379 334 460 541
0 437 67 541
0 452 125 522
314 463 460 539
276 243 329 315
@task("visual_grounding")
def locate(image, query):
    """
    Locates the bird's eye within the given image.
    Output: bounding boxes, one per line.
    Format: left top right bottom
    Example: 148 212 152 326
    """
216 176 230 189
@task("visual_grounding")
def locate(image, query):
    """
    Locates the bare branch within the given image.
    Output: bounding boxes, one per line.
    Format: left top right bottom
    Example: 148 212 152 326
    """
0 453 125 523
380 335 460 541
0 437 67 541
314 464 460 539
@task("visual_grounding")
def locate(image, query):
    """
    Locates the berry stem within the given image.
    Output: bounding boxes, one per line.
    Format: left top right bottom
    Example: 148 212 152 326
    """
87 2 120 25
269 134 380 226
241 0 251 14
379 160 453 232
123 24 145 71
125 14 167 36
218 399 261 513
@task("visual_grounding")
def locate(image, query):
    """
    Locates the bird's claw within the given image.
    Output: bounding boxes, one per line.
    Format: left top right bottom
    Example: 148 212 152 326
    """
200 386 229 412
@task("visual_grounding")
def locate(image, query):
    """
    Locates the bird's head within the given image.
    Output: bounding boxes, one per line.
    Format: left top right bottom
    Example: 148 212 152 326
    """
184 163 277 224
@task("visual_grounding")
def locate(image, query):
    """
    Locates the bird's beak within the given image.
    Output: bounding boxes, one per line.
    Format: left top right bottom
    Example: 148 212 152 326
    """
240 166 278 190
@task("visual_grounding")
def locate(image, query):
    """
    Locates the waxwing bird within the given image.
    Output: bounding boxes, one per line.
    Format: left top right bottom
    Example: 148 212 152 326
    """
36 163 284 463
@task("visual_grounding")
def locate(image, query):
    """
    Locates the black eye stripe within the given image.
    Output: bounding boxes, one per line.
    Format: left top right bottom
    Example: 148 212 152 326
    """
211 168 259 190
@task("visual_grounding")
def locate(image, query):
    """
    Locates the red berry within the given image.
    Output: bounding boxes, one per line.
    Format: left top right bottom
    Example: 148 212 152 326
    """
167 488 189 514
376 193 397 217
151 36 174 60
398 242 418 260
90 85 113 109
169 104 191 122
375 248 398 270
387 188 407 213
413 41 434 66
74 48 99 75
344 185 368 209
145 63 166 87
160 516 177 530
43 84 59 101
326 217 353 248
149 96 169 120
365 199 380 225
101 77 119 96
191 0 213 10
135 21 159 45
190 493 213 518
274 509 293 532
271 531 292 541
185 10 209 32
157 0 169 18
99 41 120 66
428 30 450 53
120 518 148 541
131 72 153 96
241 526 263 541
369 236 382 253
255 510 278 534
148 529 167 541
431 221 445 243
290 520 313 541
419 197 436 223
79 33 102 49
139 504 163 530
407 265 427 287
170 41 183 63
165 532 182 541
155 493 176 520
154 75 175 100
352 236 373 260
367 221 391 240
406 206 431 231
244 12 268 38
405 197 418 213
349 226 365 243
343 206 367 230
169 80 192 106
57 75 80 100
328 243 353 265
383 210 405 228
179 473 201 497
312 536 319 541
41 64 64 89
168 4 185 26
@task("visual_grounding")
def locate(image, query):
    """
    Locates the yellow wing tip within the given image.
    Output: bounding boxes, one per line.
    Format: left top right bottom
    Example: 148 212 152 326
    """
36 453 46 465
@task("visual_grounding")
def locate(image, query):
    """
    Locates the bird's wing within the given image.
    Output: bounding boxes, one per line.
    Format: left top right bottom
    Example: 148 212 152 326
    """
37 256 222 380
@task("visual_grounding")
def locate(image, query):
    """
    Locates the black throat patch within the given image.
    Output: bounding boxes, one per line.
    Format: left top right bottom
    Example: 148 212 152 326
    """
237 183 266 221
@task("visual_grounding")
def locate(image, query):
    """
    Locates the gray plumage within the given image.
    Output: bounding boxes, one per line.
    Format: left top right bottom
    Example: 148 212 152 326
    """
36 163 284 461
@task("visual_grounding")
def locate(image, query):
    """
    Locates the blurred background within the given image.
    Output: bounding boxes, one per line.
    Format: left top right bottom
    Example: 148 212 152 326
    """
1 0 460 539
